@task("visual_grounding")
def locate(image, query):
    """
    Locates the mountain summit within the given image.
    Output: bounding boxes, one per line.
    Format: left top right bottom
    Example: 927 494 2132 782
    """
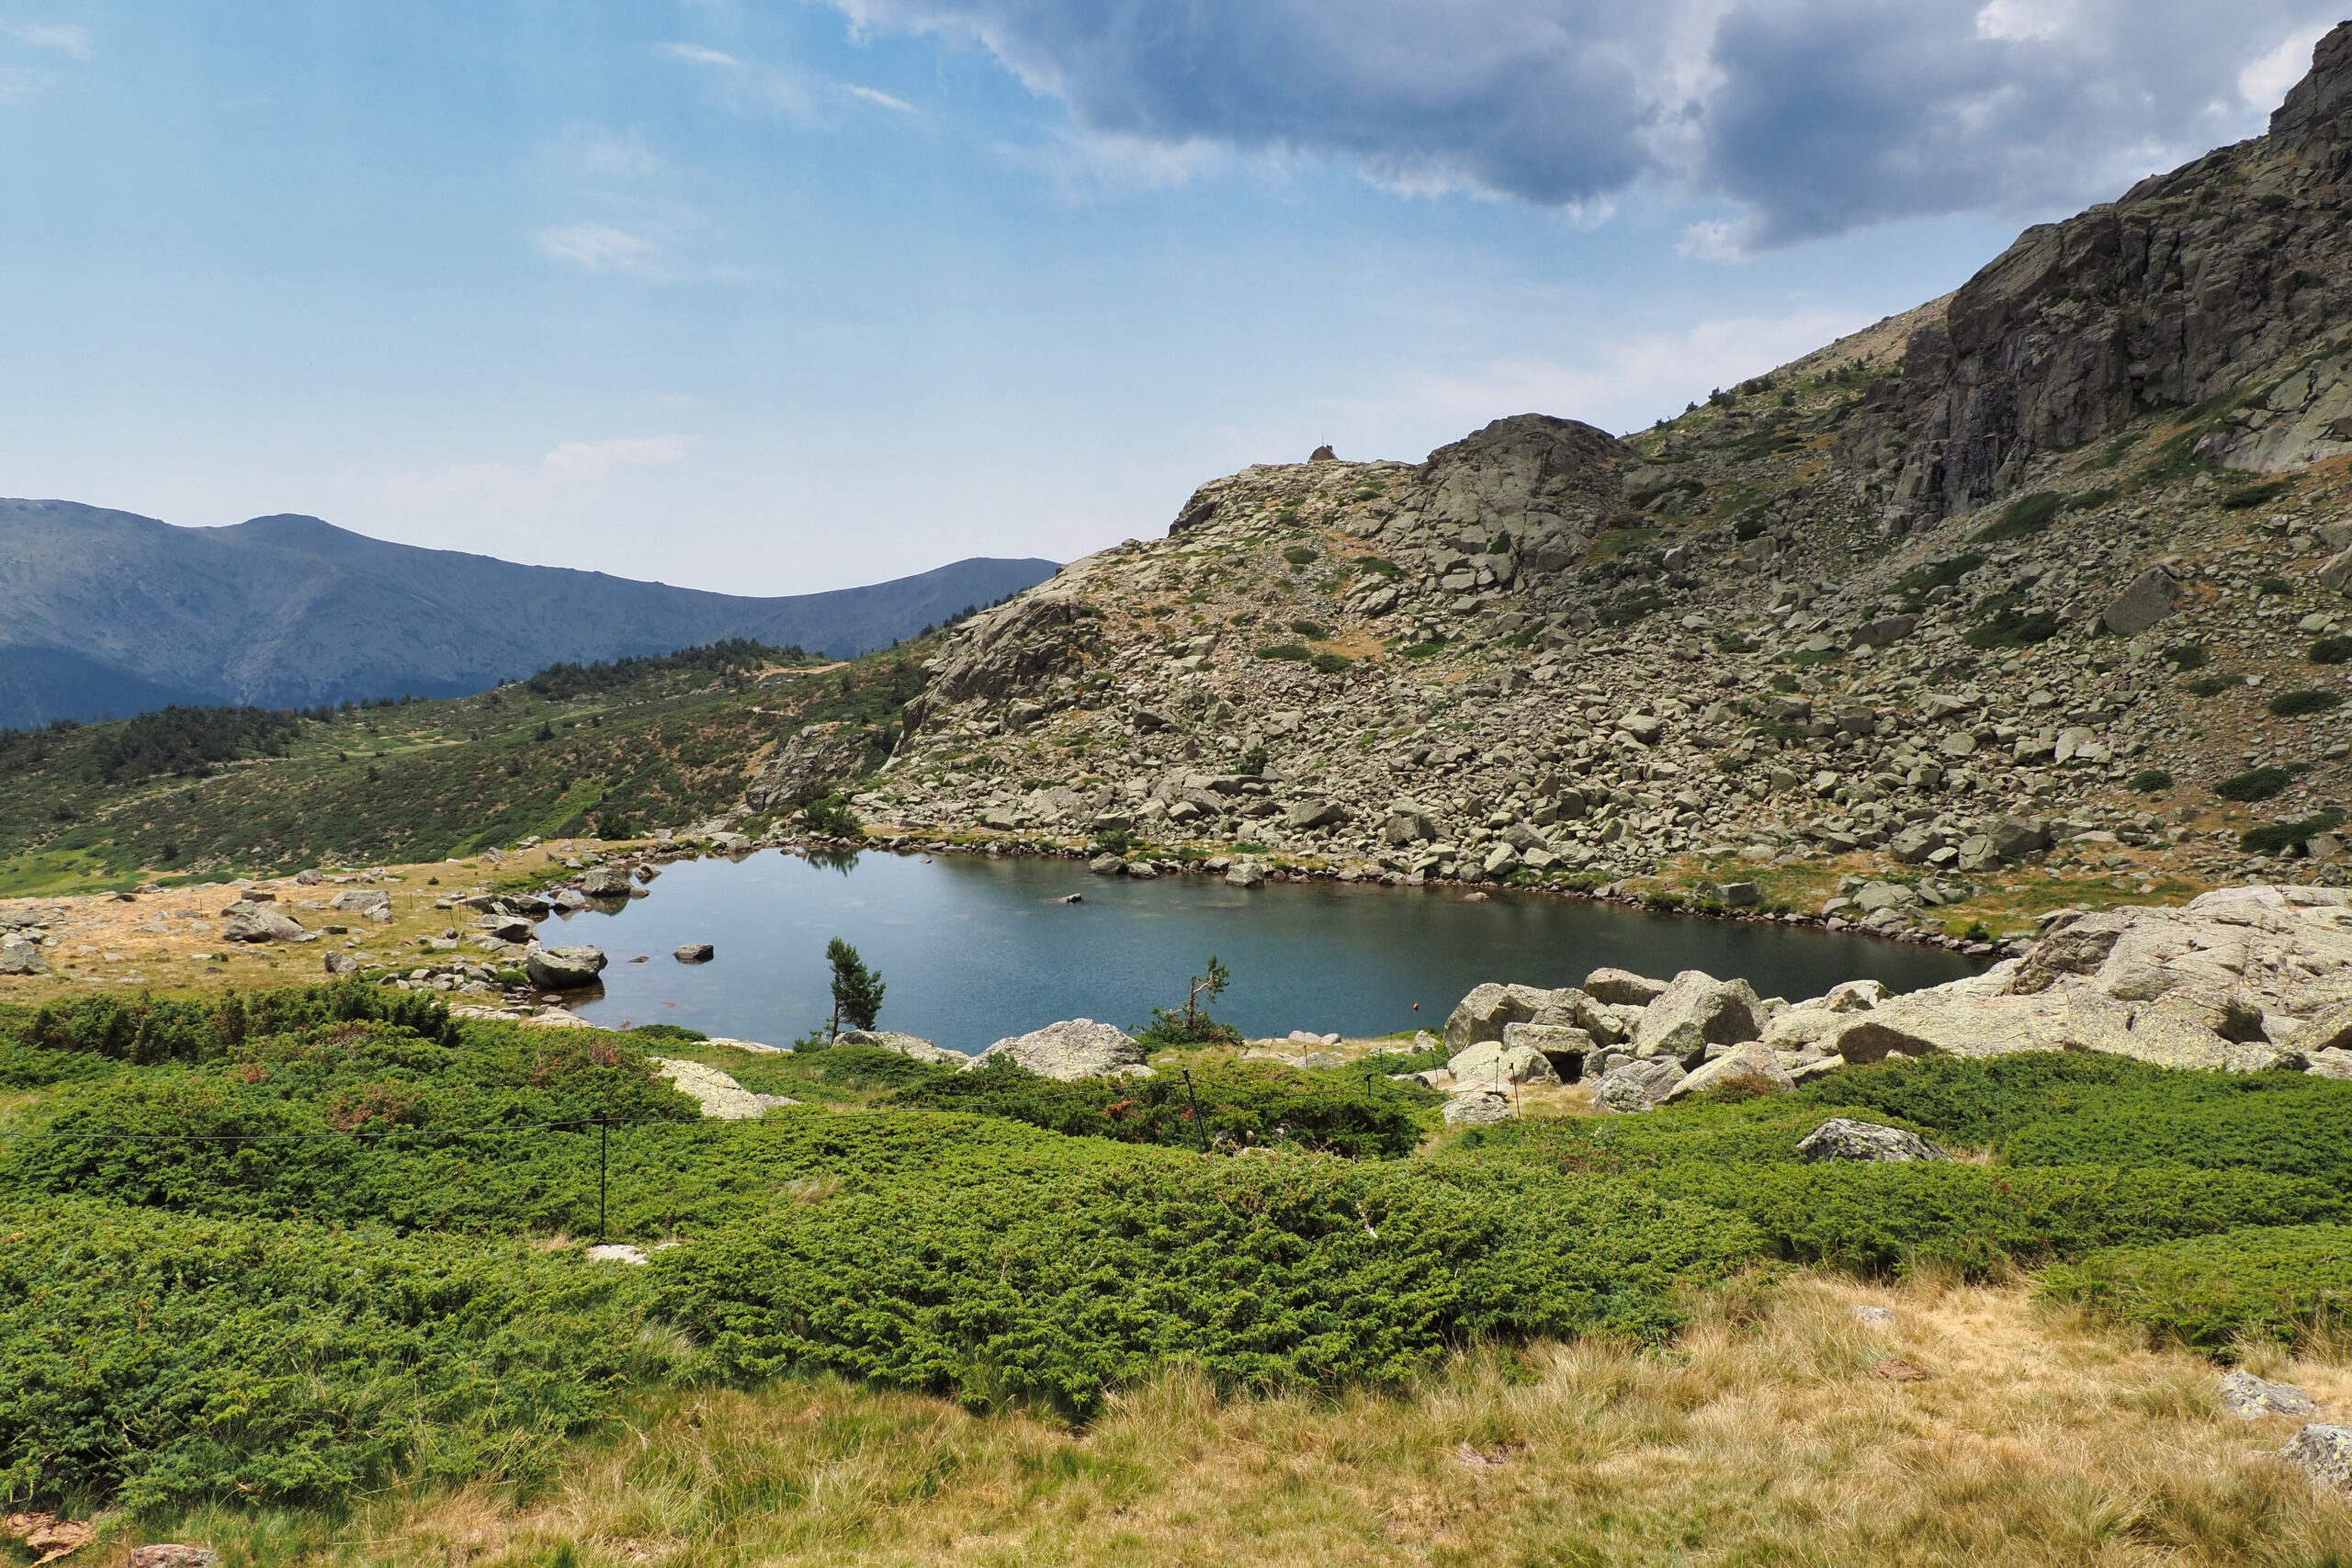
0 499 1056 727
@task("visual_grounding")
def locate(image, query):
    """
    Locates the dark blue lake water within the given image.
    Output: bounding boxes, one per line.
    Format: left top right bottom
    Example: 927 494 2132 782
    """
558 850 1982 1053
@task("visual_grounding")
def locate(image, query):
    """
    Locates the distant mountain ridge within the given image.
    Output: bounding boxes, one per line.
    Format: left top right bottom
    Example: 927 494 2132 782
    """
0 499 1057 728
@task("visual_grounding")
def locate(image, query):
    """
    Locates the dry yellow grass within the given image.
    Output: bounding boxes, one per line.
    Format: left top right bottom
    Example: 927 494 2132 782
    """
146 1272 2352 1568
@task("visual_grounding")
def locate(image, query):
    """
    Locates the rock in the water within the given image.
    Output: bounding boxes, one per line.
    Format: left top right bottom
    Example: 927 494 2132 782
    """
836 1028 969 1066
1224 862 1267 888
1633 970 1763 1065
1797 1117 1936 1162
1583 966 1668 1006
652 1057 799 1119
221 902 309 943
2284 1424 2352 1492
969 1018 1151 1078
1658 1043 1792 1102
579 866 633 897
2222 1370 2319 1419
674 942 715 963
525 944 608 989
1442 1086 1512 1124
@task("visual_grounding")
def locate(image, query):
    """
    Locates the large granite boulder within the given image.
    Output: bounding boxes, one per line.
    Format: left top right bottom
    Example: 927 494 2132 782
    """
1446 1038 1561 1087
1583 966 1669 1006
525 944 608 989
1441 982 1557 1051
329 888 393 921
579 866 633 898
221 902 309 943
1658 1043 1793 1103
968 1019 1151 1079
1633 971 1763 1066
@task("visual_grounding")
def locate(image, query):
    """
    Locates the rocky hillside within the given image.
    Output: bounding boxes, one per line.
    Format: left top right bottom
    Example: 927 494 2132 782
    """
820 24 2352 944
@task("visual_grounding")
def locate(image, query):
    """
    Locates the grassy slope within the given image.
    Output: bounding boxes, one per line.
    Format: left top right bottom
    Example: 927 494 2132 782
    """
0 642 931 896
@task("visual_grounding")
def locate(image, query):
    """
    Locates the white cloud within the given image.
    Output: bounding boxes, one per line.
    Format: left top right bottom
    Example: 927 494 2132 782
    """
379 435 696 525
3 21 91 57
563 124 667 178
657 41 741 69
531 222 661 273
1327 308 1869 439
842 83 914 111
2243 19 2336 107
539 434 695 483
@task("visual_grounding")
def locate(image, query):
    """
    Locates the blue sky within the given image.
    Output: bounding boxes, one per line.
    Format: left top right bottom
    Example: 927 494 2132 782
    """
0 2 2336 595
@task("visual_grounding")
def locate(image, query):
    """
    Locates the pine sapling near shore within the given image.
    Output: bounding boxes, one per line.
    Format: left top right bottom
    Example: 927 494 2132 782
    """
827 937 885 1037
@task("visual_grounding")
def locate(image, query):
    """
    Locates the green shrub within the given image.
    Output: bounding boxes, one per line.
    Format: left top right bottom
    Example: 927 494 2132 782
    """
2161 643 2211 671
800 795 862 837
2219 479 2294 510
0 1020 699 1229
2267 687 2343 717
2312 637 2352 665
2186 673 2242 697
887 1057 1429 1159
0 1199 683 1509
2000 1071 2352 1192
651 1160 1766 1418
1661 1163 2334 1277
2041 1223 2352 1352
1289 617 1330 639
2216 766 2292 802
1308 651 1354 674
1255 643 1312 662
1962 598 2062 649
1282 546 1319 567
1968 491 2064 544
2242 811 2346 857
2128 769 2173 793
7 984 458 1066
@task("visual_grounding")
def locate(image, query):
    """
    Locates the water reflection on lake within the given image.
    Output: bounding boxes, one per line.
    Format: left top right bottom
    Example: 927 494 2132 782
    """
561 849 1984 1053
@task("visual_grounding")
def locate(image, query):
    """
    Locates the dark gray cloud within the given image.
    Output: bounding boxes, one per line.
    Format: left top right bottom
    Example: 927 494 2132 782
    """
827 0 2344 246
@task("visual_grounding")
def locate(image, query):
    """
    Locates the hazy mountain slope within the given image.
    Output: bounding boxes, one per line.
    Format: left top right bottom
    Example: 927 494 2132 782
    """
0 500 1055 727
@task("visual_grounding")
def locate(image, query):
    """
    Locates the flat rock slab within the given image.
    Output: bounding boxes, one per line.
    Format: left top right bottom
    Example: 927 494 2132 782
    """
652 1057 800 1119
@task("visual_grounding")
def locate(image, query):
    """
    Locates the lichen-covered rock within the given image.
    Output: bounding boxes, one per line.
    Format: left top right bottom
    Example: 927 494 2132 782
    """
1441 982 1558 1051
221 902 309 943
652 1057 798 1120
2283 1424 2352 1493
1796 1118 1936 1162
2222 1370 2318 1420
1596 1055 1686 1112
1583 966 1669 1007
837 1029 969 1066
968 1018 1150 1079
1445 1038 1561 1087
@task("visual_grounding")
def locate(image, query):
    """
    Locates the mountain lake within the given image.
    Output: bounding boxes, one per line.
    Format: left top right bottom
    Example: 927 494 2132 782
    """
553 848 1986 1052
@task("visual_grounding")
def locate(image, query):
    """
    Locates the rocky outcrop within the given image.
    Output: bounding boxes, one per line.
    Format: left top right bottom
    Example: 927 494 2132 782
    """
746 720 878 811
1856 23 2352 520
968 1018 1150 1079
220 902 309 942
899 592 1102 737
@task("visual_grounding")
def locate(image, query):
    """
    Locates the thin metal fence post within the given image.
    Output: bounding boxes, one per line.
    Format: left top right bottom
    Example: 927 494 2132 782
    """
1181 1068 1208 1154
598 1120 608 1240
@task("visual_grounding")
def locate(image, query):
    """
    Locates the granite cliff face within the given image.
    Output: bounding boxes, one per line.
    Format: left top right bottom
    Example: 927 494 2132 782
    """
1855 22 2352 521
743 28 2352 945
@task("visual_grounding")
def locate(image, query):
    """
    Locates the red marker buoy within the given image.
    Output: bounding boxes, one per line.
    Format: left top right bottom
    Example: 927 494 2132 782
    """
1412 1002 1419 1010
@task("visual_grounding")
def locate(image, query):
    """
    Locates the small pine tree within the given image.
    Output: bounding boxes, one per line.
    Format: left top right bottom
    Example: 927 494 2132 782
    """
826 937 885 1035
